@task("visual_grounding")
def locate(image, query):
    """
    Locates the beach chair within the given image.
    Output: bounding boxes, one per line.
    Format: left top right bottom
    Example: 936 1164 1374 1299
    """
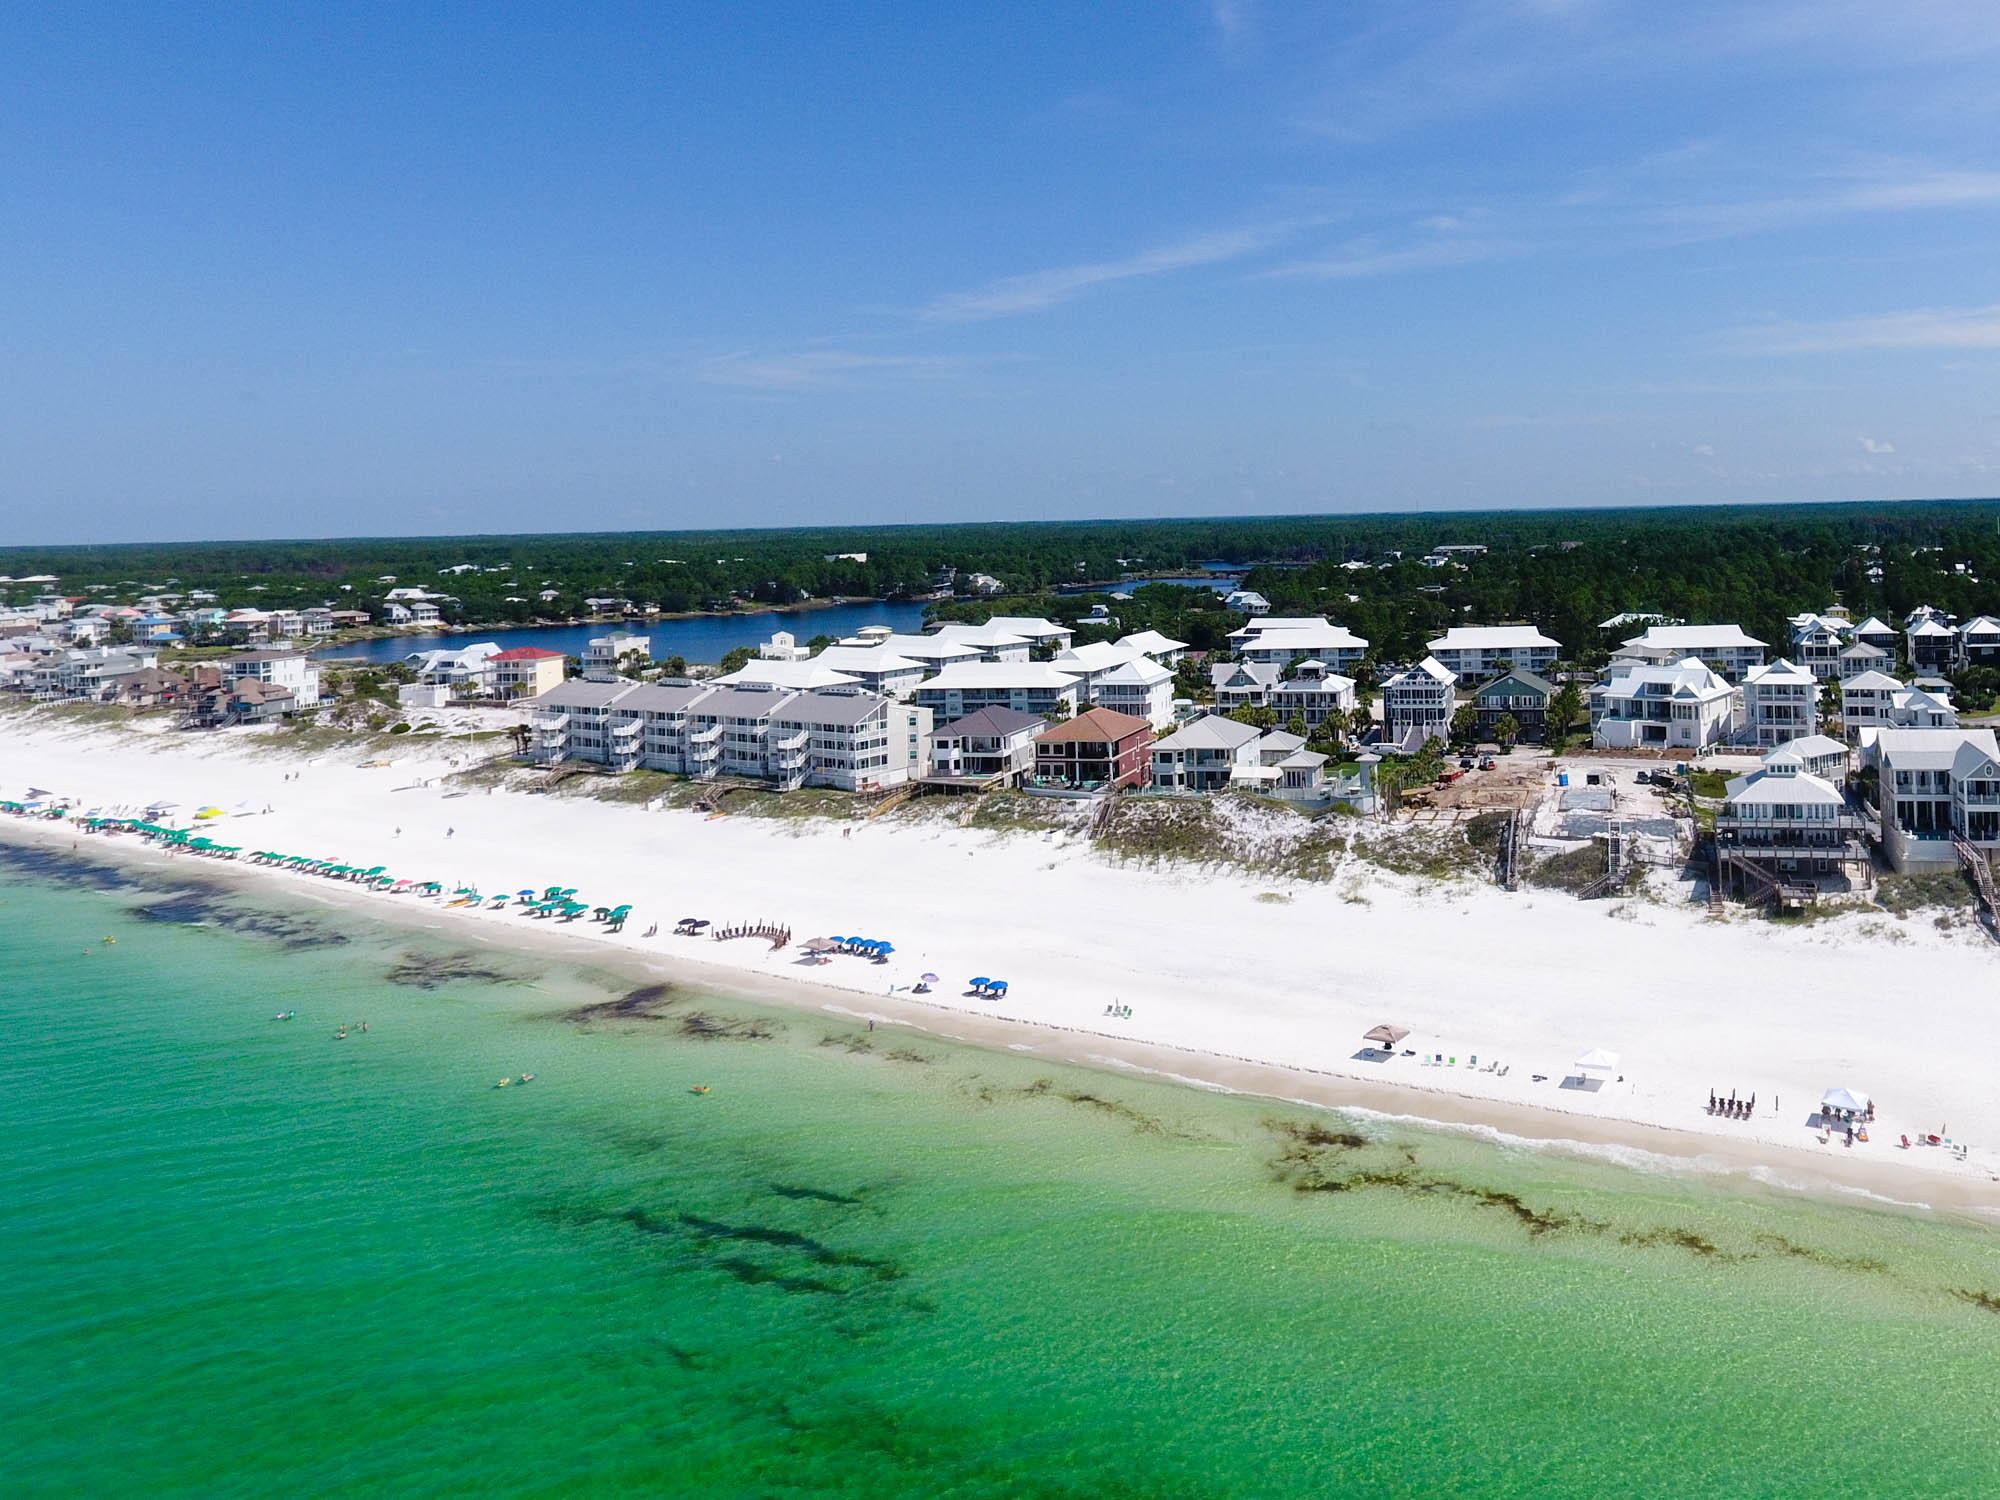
1467 1056 1476 1069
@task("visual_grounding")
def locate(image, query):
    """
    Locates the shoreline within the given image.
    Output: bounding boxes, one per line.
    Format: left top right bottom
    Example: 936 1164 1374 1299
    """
6 807 1996 1219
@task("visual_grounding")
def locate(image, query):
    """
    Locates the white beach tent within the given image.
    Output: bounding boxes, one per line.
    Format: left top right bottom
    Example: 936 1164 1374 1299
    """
1574 1048 1621 1075
1821 1087 1871 1114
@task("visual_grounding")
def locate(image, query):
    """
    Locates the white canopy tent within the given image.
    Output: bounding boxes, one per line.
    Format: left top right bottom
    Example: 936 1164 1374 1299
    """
1574 1048 1621 1074
1821 1087 1872 1114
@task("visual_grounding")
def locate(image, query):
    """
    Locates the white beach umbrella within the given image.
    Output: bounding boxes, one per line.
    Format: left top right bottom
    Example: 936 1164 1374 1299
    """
1574 1048 1621 1074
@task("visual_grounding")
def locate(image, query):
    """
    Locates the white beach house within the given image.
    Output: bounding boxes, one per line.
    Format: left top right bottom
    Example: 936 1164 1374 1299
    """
1873 727 2000 872
981 616 1074 653
1789 614 1849 681
1088 656 1176 729
1590 657 1736 749
1380 657 1456 749
929 621 1034 662
582 632 650 679
1209 660 1283 713
1424 625 1560 683
1114 629 1189 666
1739 659 1818 748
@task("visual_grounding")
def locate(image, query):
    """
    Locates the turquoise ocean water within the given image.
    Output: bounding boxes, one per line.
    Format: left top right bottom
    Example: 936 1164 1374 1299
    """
4 845 1999 1497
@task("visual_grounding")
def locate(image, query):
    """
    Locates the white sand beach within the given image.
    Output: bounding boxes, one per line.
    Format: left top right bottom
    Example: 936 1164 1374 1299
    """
7 713 1998 1210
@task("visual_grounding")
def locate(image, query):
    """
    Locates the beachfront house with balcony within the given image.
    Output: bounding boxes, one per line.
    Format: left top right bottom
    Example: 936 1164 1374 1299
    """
926 706 1043 787
490 647 566 700
1424 625 1560 683
1590 657 1736 750
1873 727 2000 872
224 649 321 704
1472 667 1554 742
1838 640 1892 678
1715 748 1869 897
767 688 930 792
1151 714 1266 792
1380 657 1456 750
1771 734 1850 782
1740 659 1818 748
1615 624 1766 682
1840 670 1901 741
912 661 1081 723
757 631 810 662
1032 707 1153 791
1267 660 1357 730
407 642 501 696
1224 589 1270 615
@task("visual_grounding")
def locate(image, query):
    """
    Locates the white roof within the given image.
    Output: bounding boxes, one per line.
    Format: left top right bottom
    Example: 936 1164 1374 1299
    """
1115 629 1188 656
1238 624 1369 653
915 662 1081 690
1574 1048 1620 1072
1745 658 1815 686
1212 660 1283 688
1094 658 1171 686
1909 619 1956 637
713 659 860 690
1850 616 1893 636
981 616 1070 641
811 646 927 676
1874 727 1998 771
1232 616 1334 636
1426 625 1559 652
872 633 985 664
1726 767 1845 807
1961 615 2000 637
1773 734 1848 762
1385 656 1457 687
1272 671 1356 696
931 622 1032 649
1841 669 1903 691
1154 715 1264 752
1601 657 1732 701
1625 624 1766 650
1053 641 1148 674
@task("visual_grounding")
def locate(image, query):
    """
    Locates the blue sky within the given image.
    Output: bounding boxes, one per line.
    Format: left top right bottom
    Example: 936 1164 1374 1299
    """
3 1 1999 541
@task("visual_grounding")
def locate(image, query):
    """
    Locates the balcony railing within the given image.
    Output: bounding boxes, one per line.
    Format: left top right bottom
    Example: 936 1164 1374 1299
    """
774 731 809 751
689 724 722 743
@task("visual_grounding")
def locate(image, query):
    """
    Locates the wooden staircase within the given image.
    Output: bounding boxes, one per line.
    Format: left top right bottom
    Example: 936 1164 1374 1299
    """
1953 835 2000 944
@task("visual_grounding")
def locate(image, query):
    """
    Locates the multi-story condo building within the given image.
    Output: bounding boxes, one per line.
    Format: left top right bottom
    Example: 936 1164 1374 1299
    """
1590 657 1736 750
1905 612 1957 673
1959 616 2000 666
489 647 566 700
1114 630 1188 666
1615 625 1766 683
1873 727 2000 872
582 632 650 680
929 622 1034 662
531 680 928 792
807 646 929 700
1424 625 1560 683
1849 616 1898 659
1088 657 1175 730
1740 659 1818 748
981 616 1074 654
1380 656 1456 749
224 649 321 703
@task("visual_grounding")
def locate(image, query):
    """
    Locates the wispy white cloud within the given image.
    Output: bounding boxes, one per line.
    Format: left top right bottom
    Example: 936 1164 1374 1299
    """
1264 236 1508 280
1859 436 1896 454
1718 304 2000 355
920 225 1292 322
698 350 974 392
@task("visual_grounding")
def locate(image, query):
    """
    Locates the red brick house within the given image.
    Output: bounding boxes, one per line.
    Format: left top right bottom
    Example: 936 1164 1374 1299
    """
1033 707 1153 791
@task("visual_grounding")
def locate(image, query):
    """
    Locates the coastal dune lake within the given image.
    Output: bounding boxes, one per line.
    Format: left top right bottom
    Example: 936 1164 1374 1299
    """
5 849 2000 1497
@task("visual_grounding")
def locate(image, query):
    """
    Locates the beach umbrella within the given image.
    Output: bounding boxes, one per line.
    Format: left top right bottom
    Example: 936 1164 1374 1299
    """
803 937 837 953
1364 1024 1410 1049
919 972 938 984
1574 1048 1621 1074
